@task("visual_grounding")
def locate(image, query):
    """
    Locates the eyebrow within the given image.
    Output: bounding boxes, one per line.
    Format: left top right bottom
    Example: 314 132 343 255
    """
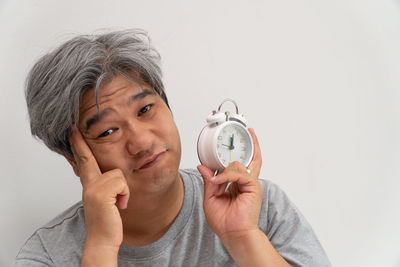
127 89 155 105
84 89 156 132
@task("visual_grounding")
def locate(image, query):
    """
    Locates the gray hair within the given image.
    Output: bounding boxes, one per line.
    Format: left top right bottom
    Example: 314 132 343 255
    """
25 29 169 160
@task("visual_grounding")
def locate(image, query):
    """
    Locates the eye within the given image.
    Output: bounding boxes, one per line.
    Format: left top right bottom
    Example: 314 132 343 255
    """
138 104 153 116
98 128 115 138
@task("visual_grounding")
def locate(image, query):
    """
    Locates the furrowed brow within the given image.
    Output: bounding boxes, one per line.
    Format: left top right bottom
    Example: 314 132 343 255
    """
127 89 156 105
85 109 111 132
84 89 156 132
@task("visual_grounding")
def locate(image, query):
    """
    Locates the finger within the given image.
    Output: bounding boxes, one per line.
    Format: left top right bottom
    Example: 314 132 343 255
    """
117 193 130 210
223 182 240 197
69 125 101 184
247 128 262 179
102 169 130 209
210 162 253 186
218 182 231 196
116 186 130 210
197 165 219 198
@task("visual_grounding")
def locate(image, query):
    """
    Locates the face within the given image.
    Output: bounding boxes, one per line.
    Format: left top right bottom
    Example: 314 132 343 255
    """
77 75 181 193
216 123 253 167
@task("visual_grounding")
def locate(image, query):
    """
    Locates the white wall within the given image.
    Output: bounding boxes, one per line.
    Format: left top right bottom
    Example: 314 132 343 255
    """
1 0 399 266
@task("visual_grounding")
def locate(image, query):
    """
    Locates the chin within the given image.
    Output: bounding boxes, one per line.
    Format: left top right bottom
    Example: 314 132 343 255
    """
130 161 180 192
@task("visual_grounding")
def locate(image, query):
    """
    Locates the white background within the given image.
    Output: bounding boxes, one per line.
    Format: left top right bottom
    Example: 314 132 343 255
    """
1 0 399 266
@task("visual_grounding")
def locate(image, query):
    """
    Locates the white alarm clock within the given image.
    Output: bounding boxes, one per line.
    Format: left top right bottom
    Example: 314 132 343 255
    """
197 99 254 171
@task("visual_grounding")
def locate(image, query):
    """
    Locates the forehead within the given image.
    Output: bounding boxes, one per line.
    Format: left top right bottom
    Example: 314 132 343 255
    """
79 75 148 114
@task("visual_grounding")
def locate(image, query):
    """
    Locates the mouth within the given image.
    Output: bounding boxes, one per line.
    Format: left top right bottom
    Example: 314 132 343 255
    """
136 151 166 170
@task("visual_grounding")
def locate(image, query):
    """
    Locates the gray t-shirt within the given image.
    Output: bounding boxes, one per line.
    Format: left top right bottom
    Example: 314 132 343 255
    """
14 169 331 266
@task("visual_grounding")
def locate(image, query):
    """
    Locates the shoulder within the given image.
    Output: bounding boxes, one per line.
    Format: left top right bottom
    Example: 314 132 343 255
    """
14 201 85 266
257 179 331 266
258 178 299 218
257 179 304 235
257 179 314 235
36 201 85 241
41 201 84 229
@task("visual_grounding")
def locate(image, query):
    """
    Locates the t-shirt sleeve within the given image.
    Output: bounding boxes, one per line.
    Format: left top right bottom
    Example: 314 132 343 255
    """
258 180 332 267
14 232 55 267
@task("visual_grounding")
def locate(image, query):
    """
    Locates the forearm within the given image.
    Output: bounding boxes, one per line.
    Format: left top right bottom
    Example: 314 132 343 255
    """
81 239 119 267
221 229 290 267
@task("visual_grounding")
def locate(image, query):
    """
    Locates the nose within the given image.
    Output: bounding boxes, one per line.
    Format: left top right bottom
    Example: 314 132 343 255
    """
125 120 153 157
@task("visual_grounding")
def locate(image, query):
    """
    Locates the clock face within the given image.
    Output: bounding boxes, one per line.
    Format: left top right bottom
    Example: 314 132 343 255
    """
216 123 253 167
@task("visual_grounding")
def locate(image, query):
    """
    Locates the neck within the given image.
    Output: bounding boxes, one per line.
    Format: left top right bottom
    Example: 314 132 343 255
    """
120 172 184 247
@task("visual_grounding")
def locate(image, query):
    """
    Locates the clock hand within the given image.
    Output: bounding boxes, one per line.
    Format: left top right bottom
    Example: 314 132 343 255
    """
230 134 235 150
229 134 234 162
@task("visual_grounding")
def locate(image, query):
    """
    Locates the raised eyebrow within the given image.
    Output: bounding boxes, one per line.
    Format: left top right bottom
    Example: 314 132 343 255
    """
84 89 156 132
127 89 156 105
85 109 111 133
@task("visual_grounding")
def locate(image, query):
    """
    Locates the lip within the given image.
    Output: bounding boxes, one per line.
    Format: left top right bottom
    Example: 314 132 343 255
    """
136 151 166 170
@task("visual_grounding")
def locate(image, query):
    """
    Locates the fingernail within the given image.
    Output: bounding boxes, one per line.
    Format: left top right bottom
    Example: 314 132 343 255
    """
209 176 216 181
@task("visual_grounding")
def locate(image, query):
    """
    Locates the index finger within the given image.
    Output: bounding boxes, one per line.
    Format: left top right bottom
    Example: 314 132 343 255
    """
248 128 262 179
69 125 101 183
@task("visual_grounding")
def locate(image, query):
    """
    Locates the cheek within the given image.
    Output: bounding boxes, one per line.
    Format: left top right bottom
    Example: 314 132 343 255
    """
172 125 181 154
162 118 181 157
90 143 127 173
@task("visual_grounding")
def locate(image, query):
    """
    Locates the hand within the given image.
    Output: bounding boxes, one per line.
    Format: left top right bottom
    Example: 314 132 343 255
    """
199 129 289 266
197 128 262 241
69 126 130 251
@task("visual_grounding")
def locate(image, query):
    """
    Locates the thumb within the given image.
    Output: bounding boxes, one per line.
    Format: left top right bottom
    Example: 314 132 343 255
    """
197 165 219 198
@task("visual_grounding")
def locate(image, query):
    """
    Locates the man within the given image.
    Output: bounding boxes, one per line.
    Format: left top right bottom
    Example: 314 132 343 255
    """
15 29 331 266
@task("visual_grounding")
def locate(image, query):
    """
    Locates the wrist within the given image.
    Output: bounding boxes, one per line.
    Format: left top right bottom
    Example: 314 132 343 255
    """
84 227 123 248
81 238 120 267
220 228 261 252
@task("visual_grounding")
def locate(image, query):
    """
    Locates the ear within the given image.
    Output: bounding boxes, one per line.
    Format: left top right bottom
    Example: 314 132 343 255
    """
64 155 80 177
